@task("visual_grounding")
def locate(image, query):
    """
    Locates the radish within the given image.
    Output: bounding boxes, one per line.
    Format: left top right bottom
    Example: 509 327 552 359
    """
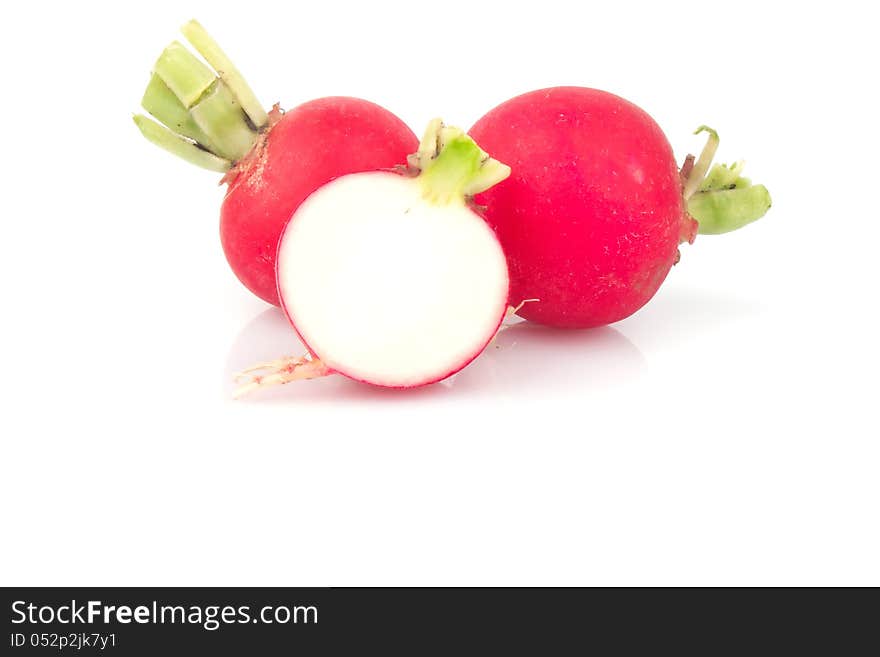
234 120 512 395
469 86 771 329
134 20 417 305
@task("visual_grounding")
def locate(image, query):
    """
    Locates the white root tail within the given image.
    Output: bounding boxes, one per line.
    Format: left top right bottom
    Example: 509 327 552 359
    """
506 298 540 319
233 353 332 399
488 299 540 348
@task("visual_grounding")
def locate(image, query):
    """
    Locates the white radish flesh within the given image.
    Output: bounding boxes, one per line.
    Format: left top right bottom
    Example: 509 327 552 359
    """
276 171 509 387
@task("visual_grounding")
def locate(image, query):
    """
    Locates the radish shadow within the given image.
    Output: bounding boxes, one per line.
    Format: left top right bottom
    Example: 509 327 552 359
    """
618 284 767 345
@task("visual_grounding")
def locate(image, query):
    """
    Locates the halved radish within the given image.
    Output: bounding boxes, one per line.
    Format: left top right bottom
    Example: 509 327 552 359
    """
235 120 511 394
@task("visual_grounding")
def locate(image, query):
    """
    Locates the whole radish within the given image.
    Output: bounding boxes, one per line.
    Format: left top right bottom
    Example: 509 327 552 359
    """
134 20 418 305
469 86 771 329
234 120 512 395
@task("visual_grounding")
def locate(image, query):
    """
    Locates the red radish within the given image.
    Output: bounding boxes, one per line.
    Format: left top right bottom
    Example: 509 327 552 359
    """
134 20 417 305
234 120 512 394
469 86 771 329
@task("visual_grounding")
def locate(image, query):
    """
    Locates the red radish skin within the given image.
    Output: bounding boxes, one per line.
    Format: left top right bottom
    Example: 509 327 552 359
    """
470 87 697 329
220 98 417 305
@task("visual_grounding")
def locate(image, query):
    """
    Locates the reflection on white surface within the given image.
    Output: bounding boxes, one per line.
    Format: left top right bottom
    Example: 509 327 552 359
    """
225 308 645 402
224 306 301 376
621 284 768 347
448 320 646 396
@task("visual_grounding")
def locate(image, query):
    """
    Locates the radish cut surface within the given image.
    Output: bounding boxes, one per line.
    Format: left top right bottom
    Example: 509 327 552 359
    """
277 171 509 388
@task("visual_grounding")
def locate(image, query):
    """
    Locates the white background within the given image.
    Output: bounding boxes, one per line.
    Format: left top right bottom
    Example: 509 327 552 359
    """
1 0 877 586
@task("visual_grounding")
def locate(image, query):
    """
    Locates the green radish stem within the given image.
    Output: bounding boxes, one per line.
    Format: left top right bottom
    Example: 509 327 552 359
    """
187 81 257 161
134 20 267 171
140 74 221 153
687 185 772 235
133 115 231 172
684 126 772 235
181 19 268 130
152 41 216 107
410 119 511 205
